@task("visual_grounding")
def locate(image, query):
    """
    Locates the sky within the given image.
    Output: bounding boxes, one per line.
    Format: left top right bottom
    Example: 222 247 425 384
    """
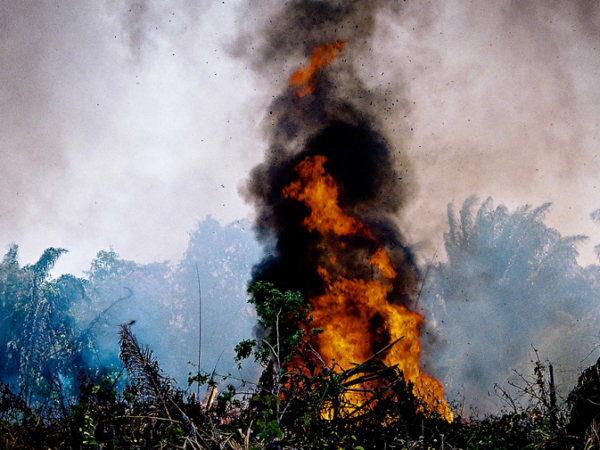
0 0 265 274
2 0 600 275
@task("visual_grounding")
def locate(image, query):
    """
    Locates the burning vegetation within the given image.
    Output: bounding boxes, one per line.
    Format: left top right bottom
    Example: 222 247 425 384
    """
246 33 453 422
282 152 451 421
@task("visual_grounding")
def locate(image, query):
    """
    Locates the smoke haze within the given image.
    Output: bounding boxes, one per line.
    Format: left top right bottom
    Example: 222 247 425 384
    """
387 0 600 264
0 0 263 274
420 197 600 414
4 0 600 416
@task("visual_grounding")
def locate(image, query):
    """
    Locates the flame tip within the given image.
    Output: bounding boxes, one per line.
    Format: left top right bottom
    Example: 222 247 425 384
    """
290 41 347 98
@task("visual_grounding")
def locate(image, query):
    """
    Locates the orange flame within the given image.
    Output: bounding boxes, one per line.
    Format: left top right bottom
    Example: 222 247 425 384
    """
370 248 397 280
283 155 373 239
290 41 345 98
283 155 453 422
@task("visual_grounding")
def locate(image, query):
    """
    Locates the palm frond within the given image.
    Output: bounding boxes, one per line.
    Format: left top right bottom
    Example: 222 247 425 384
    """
118 324 177 419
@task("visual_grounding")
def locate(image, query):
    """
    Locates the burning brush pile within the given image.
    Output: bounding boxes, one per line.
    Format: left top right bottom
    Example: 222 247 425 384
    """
243 1 452 428
245 41 452 423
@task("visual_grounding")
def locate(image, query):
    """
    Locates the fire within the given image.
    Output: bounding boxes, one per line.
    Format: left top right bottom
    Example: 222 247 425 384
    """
283 155 453 422
290 41 345 98
370 248 397 279
283 155 373 239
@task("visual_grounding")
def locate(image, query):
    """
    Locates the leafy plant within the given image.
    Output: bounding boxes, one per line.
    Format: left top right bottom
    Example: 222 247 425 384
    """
235 281 322 367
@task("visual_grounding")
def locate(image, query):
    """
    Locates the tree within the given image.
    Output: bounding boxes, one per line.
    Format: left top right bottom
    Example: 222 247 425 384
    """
421 196 600 413
0 245 29 384
170 216 262 385
0 246 90 407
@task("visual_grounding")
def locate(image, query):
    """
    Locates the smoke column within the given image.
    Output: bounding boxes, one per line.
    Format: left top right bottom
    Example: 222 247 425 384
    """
240 0 453 420
240 0 414 293
242 1 414 341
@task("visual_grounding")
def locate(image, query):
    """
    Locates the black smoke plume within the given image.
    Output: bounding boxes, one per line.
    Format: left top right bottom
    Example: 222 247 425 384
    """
243 1 420 343
247 118 419 302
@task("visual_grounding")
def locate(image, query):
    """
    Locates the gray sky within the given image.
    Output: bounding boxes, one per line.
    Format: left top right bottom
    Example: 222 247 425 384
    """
1 0 265 274
2 0 600 275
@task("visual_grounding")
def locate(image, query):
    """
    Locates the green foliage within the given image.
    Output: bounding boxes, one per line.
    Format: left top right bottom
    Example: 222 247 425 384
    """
0 246 91 406
187 370 217 388
1 218 263 411
234 338 257 367
0 245 29 378
252 394 284 442
85 248 138 282
236 281 322 366
447 412 552 450
0 325 583 450
27 247 68 280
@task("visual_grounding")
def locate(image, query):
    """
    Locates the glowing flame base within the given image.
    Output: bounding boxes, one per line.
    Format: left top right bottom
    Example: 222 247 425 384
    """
284 155 453 422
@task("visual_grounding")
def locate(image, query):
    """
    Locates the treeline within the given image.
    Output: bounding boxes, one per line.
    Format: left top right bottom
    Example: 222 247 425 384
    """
0 217 261 409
